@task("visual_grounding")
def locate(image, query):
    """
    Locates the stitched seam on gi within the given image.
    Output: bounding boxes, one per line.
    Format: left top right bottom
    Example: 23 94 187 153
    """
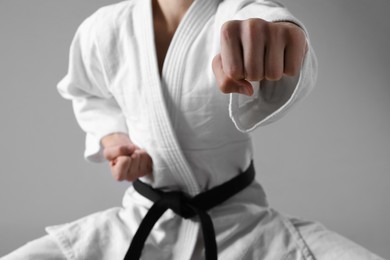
47 229 77 260
236 211 316 260
280 215 316 260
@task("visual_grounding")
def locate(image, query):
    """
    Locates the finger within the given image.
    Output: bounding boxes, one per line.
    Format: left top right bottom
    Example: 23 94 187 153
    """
212 54 253 96
265 27 285 81
241 19 266 81
126 152 141 182
220 21 245 80
146 154 153 174
110 157 117 167
138 151 151 178
112 156 131 181
103 144 136 161
284 32 307 77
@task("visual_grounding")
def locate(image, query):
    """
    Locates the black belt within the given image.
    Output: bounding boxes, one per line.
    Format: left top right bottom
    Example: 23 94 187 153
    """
124 161 255 260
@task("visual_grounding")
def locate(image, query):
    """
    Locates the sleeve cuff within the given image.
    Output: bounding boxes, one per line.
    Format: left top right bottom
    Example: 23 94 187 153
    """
84 126 128 163
229 43 317 133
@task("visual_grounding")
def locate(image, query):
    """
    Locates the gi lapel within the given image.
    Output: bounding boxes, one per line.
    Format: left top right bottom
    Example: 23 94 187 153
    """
135 0 220 196
133 1 220 259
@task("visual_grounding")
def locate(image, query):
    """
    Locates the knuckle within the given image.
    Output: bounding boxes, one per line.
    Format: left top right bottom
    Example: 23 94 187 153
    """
221 20 239 40
287 24 303 36
285 25 296 38
244 18 265 32
246 73 263 82
272 25 284 40
118 145 129 155
241 19 267 42
132 152 140 160
109 146 119 156
140 153 148 162
226 65 243 79
245 65 264 81
265 69 283 81
267 23 286 42
285 24 306 46
284 66 299 77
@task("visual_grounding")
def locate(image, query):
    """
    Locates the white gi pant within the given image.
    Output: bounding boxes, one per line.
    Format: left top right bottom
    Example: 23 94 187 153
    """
2 214 385 260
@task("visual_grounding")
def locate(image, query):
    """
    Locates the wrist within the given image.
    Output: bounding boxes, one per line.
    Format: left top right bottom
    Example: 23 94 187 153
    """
101 132 131 148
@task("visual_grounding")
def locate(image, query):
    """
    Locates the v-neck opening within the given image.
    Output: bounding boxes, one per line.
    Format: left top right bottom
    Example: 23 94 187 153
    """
149 0 198 82
145 0 220 84
151 1 194 78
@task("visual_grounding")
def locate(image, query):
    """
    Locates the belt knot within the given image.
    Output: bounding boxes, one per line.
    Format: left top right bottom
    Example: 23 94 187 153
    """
160 191 197 219
125 161 255 260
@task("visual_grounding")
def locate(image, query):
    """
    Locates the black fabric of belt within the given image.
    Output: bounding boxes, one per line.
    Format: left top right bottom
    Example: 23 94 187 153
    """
124 161 255 260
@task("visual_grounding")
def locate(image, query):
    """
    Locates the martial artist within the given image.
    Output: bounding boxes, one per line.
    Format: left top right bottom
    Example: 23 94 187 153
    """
2 0 385 259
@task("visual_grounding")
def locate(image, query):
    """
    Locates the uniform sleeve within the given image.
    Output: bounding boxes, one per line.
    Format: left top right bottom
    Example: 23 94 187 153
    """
228 0 318 132
57 16 128 162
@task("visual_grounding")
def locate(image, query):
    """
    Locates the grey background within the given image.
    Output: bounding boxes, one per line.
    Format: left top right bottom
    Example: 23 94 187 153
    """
0 0 389 258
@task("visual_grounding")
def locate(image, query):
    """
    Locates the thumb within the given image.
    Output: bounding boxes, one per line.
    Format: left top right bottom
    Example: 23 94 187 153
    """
103 144 136 161
212 54 253 96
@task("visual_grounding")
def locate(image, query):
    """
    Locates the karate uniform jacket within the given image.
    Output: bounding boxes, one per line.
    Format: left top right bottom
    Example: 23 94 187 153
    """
51 0 318 259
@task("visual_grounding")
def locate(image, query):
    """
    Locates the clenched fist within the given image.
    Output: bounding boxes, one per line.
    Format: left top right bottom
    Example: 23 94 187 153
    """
102 133 153 182
212 18 307 96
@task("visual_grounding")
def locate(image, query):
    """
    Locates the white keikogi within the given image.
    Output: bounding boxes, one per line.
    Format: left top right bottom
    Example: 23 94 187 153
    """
52 0 318 259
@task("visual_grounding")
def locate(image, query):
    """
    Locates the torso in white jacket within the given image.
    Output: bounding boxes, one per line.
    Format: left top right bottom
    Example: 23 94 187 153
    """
52 0 318 259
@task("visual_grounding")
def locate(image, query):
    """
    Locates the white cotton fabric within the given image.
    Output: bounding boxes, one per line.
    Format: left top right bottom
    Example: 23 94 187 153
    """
51 0 321 259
